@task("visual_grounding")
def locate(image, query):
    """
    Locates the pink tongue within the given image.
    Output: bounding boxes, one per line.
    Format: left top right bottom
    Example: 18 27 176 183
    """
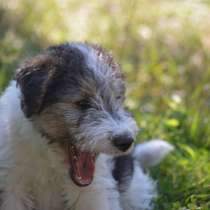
68 145 95 187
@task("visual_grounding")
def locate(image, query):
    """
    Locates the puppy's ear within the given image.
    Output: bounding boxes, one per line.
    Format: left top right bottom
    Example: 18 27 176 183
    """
16 54 56 118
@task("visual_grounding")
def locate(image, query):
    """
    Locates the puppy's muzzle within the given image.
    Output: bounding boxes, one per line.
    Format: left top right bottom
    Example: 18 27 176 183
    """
112 134 134 152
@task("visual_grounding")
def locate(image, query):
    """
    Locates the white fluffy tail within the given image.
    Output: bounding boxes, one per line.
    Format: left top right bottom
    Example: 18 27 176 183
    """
133 139 174 168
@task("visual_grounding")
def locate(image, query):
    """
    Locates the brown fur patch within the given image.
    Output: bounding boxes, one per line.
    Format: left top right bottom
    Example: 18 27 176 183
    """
33 103 71 142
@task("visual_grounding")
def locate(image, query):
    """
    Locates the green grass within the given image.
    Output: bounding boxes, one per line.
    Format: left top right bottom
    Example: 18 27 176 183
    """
0 0 210 209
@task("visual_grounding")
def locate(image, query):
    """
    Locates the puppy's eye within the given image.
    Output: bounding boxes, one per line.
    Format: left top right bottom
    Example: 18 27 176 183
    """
116 96 124 101
76 99 91 110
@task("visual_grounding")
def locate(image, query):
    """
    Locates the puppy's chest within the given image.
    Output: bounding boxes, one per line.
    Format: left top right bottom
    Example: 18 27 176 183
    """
17 157 82 210
19 152 114 210
15 152 70 209
4 135 116 210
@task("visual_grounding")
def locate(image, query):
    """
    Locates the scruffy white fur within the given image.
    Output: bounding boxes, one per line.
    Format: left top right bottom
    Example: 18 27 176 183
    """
0 82 173 210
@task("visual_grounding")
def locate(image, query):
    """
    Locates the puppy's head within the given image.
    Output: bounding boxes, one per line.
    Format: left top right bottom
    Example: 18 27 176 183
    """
16 42 138 186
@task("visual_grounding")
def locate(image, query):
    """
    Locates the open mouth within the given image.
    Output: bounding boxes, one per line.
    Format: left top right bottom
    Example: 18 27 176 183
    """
66 143 96 187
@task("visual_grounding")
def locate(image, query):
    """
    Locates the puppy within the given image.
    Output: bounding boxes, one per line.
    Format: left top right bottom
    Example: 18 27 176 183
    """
0 42 173 210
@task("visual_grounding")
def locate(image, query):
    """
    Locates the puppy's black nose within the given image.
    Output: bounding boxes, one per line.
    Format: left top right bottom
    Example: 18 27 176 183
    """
112 134 134 152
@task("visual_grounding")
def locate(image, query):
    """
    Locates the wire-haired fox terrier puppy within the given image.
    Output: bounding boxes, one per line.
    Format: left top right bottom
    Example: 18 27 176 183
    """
0 42 173 210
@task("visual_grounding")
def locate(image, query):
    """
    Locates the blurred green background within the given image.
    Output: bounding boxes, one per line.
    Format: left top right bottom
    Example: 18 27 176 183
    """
0 0 210 209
